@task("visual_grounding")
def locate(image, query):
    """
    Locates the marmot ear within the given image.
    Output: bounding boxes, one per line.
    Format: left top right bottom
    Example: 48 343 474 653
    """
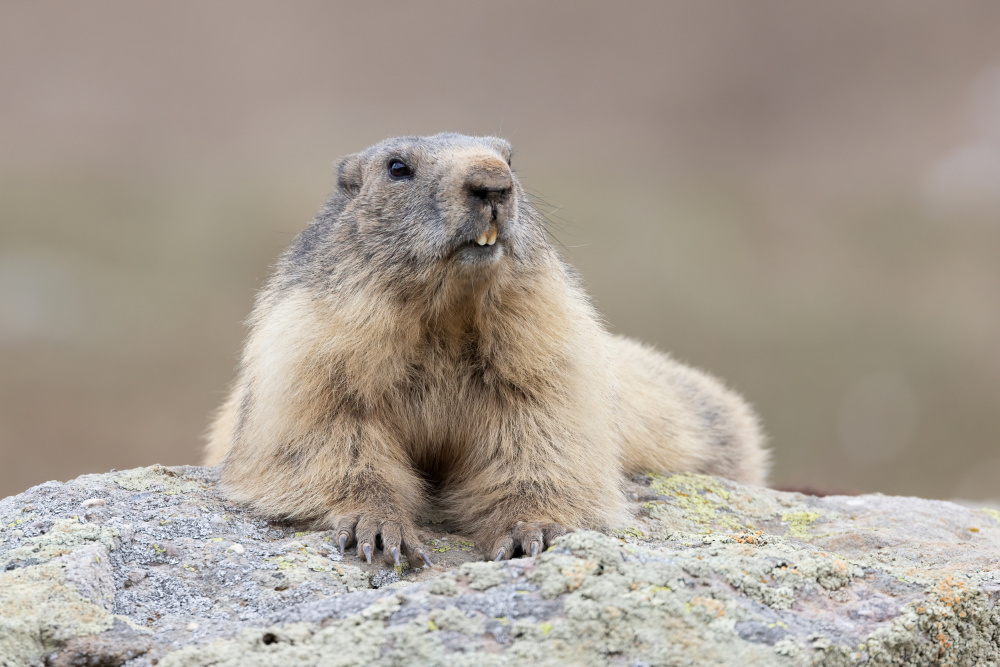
336 154 362 197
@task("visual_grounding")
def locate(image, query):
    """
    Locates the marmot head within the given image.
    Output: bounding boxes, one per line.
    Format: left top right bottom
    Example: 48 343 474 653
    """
319 133 550 287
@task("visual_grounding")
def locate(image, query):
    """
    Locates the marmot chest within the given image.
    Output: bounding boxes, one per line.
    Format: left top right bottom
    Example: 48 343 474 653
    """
390 340 526 457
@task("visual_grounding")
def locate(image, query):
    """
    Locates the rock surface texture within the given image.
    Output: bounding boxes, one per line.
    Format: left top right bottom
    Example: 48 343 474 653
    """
1 466 999 666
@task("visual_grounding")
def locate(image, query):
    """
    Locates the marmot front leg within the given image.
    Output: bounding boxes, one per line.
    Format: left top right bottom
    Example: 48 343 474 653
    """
332 500 432 567
221 416 432 567
444 419 626 561
493 521 567 561
333 510 432 568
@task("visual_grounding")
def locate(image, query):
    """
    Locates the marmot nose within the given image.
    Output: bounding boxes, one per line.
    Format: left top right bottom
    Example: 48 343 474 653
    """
465 165 513 205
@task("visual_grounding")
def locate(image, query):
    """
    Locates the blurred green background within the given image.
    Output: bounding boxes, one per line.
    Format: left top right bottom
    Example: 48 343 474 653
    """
2 1 999 500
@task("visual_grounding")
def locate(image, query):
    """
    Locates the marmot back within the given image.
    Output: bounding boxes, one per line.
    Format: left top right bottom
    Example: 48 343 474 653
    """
206 133 767 565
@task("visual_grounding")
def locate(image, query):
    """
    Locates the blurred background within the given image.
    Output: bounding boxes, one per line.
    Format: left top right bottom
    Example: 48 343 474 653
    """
2 1 999 500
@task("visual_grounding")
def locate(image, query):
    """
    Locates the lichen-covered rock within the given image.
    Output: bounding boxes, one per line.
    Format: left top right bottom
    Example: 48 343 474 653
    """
1 466 999 666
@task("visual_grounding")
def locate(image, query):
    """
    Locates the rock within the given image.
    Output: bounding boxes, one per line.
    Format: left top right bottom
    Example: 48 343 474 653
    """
0 465 999 666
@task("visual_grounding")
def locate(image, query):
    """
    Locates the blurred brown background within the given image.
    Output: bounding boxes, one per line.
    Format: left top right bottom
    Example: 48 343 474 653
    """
2 1 999 500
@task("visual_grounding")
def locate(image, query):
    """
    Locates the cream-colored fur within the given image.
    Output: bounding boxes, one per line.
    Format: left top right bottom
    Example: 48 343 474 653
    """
206 133 767 565
612 336 767 484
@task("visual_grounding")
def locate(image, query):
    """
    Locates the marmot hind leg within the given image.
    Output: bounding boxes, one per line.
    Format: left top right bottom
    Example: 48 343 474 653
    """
203 384 241 467
611 335 769 485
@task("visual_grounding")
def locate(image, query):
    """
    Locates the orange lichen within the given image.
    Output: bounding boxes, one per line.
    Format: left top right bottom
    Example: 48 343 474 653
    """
934 576 968 616
690 596 725 617
560 561 592 592
727 530 765 545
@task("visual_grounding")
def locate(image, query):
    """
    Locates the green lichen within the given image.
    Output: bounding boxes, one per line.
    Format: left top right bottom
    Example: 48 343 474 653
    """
458 561 505 591
158 619 389 667
429 537 475 553
332 563 371 592
0 519 118 570
429 576 458 596
535 556 596 598
112 465 203 494
264 544 338 574
361 594 403 620
649 472 728 500
8 464 1000 666
0 562 115 666
264 556 298 570
645 473 744 534
613 526 647 540
147 532 881 666
980 507 1000 524
428 607 483 635
773 637 800 657
781 511 820 539
665 533 860 610
861 573 1000 667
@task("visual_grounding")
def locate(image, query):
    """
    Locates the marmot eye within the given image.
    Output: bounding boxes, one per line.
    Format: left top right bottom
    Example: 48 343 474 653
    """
388 160 413 179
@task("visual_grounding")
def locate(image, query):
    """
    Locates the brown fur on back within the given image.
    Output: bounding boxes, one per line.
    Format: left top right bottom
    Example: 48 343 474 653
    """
206 133 767 562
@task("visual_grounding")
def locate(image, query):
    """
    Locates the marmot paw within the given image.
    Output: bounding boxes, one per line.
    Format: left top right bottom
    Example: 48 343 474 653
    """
487 521 566 561
334 515 432 568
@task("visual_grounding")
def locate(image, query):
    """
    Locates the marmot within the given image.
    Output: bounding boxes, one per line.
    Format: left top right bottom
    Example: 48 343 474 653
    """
205 133 767 566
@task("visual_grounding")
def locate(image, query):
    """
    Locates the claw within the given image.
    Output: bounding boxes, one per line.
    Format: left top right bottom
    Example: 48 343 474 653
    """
494 547 506 562
363 543 372 564
391 547 400 567
530 541 540 558
421 553 433 568
338 534 347 554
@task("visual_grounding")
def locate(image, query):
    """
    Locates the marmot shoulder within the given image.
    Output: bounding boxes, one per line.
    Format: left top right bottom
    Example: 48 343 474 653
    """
206 132 767 565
